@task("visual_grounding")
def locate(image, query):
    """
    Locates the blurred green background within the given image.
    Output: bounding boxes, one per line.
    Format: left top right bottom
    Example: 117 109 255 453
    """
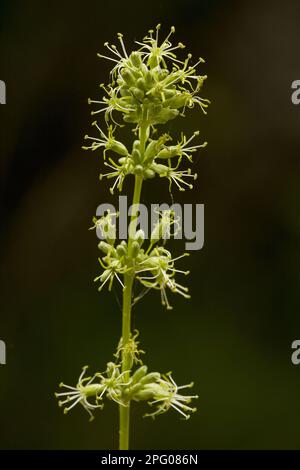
1 0 300 450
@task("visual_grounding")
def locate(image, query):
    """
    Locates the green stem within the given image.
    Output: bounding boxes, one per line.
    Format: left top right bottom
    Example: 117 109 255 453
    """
119 120 148 450
119 175 143 450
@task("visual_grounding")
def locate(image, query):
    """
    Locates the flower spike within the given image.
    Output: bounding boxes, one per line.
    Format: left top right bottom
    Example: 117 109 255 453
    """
57 25 209 447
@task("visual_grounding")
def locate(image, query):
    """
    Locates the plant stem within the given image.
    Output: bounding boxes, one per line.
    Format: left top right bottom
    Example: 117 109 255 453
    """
119 119 148 450
119 118 148 450
119 174 143 450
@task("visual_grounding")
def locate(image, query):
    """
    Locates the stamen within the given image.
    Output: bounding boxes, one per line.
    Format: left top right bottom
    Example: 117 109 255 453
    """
117 33 128 59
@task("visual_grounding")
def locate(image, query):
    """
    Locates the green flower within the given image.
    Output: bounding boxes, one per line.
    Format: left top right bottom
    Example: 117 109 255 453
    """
131 371 198 420
55 366 104 421
83 31 208 190
144 373 198 420
58 26 210 445
136 247 190 310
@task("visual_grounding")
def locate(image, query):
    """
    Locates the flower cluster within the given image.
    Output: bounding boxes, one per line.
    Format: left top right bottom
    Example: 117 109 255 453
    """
140 373 198 420
136 247 190 310
57 25 208 436
55 366 104 421
93 25 209 124
91 210 190 309
56 350 198 421
114 329 145 368
83 24 208 194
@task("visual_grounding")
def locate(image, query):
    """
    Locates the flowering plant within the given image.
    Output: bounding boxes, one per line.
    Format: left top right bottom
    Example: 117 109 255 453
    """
56 24 209 449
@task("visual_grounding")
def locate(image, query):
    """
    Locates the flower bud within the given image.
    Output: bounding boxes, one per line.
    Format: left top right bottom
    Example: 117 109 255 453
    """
132 365 148 384
126 383 143 399
140 63 148 75
143 169 155 179
156 146 178 159
140 372 160 385
164 93 190 109
121 69 136 87
84 383 105 397
116 244 127 257
133 383 162 401
98 241 112 254
144 70 155 88
134 229 145 247
144 140 159 163
147 54 159 69
119 86 131 97
123 112 138 123
132 148 141 163
134 389 154 401
131 241 140 258
130 87 144 100
151 163 169 176
107 140 128 156
132 140 140 151
130 52 143 68
106 234 116 246
133 164 143 175
155 108 179 124
136 77 147 91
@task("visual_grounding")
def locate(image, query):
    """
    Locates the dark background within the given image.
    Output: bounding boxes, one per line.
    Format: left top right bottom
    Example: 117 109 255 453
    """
1 0 300 449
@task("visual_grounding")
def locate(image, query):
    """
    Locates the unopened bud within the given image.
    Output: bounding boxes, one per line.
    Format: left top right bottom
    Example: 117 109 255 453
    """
143 169 155 179
116 244 127 257
144 140 159 163
132 366 148 384
132 148 141 163
131 240 141 258
134 229 145 247
98 241 112 254
156 146 178 159
121 69 136 87
140 372 160 385
155 108 179 124
130 52 143 68
130 87 144 100
107 140 128 157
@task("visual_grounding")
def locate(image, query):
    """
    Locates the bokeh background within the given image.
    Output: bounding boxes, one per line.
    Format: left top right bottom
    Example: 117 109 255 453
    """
1 0 300 450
